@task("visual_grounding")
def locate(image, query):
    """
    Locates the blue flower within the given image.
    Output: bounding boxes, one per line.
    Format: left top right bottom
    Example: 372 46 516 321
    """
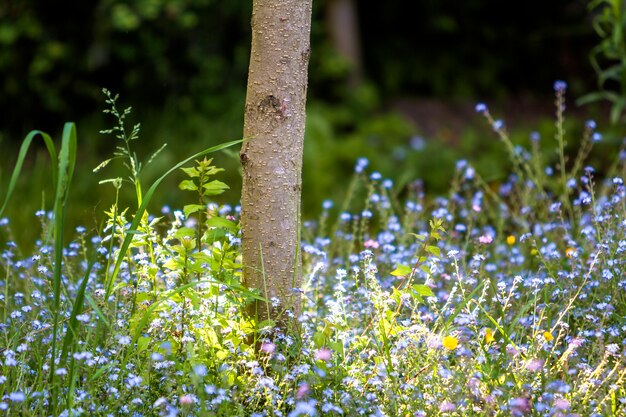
475 103 487 113
553 80 567 91
355 158 369 173
492 119 504 131
529 131 540 142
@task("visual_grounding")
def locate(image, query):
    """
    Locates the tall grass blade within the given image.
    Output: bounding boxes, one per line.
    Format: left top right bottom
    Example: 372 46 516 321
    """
0 130 58 220
48 122 78 414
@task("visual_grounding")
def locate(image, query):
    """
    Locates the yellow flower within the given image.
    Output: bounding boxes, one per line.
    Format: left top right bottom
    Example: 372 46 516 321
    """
484 328 495 344
543 331 554 342
443 335 458 351
506 235 516 245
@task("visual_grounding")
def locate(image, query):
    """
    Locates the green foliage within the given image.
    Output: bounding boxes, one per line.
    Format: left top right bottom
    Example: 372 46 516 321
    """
579 0 626 124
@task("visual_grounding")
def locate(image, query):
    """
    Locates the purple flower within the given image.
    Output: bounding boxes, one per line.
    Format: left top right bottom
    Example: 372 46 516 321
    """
438 401 456 413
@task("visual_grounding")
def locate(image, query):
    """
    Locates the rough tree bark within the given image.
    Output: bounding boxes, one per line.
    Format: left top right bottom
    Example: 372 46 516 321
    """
240 0 312 327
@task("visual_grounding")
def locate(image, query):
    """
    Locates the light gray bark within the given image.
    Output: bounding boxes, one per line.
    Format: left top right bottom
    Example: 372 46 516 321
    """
240 0 312 326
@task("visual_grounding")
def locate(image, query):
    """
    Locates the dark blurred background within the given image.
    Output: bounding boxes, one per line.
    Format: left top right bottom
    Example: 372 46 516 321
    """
0 0 623 244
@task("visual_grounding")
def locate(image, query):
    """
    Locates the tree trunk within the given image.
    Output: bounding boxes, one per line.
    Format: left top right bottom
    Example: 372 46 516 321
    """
240 0 312 327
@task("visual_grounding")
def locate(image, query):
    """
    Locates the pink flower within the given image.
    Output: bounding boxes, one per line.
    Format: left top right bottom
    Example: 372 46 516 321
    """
364 239 379 249
510 396 531 415
296 383 310 399
525 358 544 373
179 394 194 406
260 342 276 354
314 347 332 361
554 398 570 411
478 235 493 244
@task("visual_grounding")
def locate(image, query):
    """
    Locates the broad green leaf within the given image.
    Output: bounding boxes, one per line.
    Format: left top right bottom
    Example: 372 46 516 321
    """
426 245 441 257
202 179 229 195
179 179 198 191
180 166 199 177
412 284 435 298
391 264 412 277
183 204 205 218
137 336 151 353
174 227 196 239
206 216 238 232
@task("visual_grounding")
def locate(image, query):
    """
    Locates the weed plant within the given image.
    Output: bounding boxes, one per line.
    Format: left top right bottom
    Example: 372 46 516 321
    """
1 83 625 416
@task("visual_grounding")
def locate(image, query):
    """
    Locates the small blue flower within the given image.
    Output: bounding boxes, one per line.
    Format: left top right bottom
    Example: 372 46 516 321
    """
370 172 382 181
8 392 25 402
322 200 333 210
355 157 369 173
553 80 567 91
530 131 540 142
492 119 504 131
592 132 602 142
586 120 596 130
475 103 487 113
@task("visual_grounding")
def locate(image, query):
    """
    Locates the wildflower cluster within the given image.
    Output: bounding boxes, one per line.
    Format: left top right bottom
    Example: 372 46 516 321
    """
1 85 625 416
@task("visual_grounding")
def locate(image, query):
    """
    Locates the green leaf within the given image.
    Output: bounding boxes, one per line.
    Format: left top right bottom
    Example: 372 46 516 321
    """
137 336 151 353
183 204 205 218
408 233 427 241
179 179 198 191
202 179 229 196
426 245 441 257
390 264 412 277
411 284 435 298
174 227 196 240
206 216 238 232
313 331 328 347
180 166 199 177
